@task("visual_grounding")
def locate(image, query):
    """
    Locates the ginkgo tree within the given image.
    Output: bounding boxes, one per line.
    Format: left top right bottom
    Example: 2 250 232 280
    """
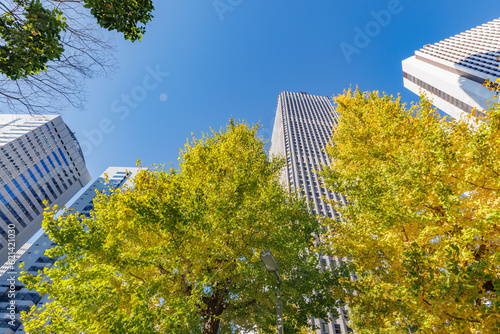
317 89 500 333
21 121 344 334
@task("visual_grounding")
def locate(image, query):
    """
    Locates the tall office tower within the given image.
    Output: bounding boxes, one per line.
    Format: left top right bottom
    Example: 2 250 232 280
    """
0 115 91 266
402 18 500 119
270 92 350 334
0 167 141 333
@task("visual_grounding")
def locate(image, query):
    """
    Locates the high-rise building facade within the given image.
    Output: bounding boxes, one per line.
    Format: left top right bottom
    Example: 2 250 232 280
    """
270 91 350 334
0 115 91 266
0 167 141 333
402 18 500 119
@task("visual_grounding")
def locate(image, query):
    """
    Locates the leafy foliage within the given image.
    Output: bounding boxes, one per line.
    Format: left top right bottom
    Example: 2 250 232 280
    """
0 0 154 80
318 89 500 333
0 0 67 79
21 121 342 333
83 0 153 42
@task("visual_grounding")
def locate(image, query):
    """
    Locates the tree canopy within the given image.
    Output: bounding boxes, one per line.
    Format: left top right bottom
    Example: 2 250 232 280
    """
21 121 342 334
0 0 153 79
318 89 500 333
0 0 154 114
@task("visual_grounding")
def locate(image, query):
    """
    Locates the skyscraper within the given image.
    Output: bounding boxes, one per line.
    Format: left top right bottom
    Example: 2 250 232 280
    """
0 114 91 265
270 91 350 334
0 167 141 333
402 18 500 119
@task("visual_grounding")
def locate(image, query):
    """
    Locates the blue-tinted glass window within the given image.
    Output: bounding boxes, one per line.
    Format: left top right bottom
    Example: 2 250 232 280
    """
50 177 62 194
47 156 56 169
28 169 38 182
45 182 57 199
19 175 44 207
36 256 56 264
12 180 39 216
3 185 15 199
57 148 69 166
0 209 13 226
52 152 62 166
40 160 50 173
11 180 20 191
36 184 52 204
0 194 7 205
34 164 43 178
2 201 24 227
0 226 7 240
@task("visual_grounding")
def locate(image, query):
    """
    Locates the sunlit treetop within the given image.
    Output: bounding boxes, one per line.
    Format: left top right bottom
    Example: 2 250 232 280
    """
317 89 500 333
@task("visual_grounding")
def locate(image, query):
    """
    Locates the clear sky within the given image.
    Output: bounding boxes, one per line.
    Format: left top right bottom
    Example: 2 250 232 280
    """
59 0 500 181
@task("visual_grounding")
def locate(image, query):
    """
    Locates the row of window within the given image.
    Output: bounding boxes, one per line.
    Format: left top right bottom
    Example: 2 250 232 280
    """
283 101 331 186
420 19 500 78
0 291 41 304
0 123 84 229
0 193 26 228
282 92 334 127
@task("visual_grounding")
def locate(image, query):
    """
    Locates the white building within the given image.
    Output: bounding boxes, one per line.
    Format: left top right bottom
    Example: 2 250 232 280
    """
0 115 91 265
402 18 500 119
270 91 350 334
0 167 141 333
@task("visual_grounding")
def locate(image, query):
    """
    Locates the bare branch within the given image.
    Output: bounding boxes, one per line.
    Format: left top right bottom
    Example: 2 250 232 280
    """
0 0 117 115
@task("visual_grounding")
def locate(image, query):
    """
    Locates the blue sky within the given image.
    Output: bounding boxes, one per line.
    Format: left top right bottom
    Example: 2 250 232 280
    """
60 0 499 181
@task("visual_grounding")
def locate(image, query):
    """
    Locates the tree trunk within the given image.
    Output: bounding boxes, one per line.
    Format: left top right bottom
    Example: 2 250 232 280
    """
202 316 222 334
201 285 227 334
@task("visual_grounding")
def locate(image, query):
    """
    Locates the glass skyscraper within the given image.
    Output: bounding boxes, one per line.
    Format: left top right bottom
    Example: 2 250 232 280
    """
0 114 91 266
270 92 350 334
